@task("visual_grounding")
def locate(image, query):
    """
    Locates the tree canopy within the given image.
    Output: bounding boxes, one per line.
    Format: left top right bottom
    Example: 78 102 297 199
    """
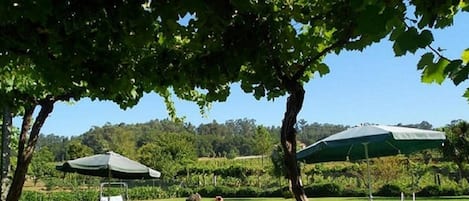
1 0 469 200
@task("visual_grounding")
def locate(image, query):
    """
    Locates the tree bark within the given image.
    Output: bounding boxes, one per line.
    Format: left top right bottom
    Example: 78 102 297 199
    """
1 107 12 201
281 80 308 201
6 100 54 201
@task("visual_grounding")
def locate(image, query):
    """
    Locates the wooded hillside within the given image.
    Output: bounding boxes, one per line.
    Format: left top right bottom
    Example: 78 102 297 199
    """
37 118 357 161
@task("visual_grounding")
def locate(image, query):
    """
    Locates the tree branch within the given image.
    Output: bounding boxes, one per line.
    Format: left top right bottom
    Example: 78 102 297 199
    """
427 45 452 61
26 99 55 156
17 107 34 161
292 37 350 81
402 21 452 62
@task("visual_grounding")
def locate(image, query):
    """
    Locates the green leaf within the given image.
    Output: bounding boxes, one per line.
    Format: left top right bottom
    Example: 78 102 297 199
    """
462 49 469 64
253 85 265 99
464 88 469 101
417 30 434 48
389 27 404 41
462 0 469 11
316 63 330 77
356 5 387 35
393 27 420 56
417 53 434 70
421 58 449 84
444 59 463 75
452 64 469 86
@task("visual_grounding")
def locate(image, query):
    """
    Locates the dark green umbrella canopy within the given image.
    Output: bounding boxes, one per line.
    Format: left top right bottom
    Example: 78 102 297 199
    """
296 125 445 201
297 125 446 163
56 151 161 179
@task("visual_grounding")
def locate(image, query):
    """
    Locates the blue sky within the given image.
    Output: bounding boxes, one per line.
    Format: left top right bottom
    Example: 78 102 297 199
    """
23 14 469 137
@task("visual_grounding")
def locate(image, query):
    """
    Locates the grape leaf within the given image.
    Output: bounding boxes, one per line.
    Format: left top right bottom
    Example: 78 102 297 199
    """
417 53 434 70
393 27 420 56
462 49 469 64
464 88 469 101
452 65 469 86
316 63 330 77
417 30 434 48
421 58 449 84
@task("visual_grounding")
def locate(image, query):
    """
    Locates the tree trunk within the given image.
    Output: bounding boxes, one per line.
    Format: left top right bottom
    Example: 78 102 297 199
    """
1 108 12 201
281 81 308 201
456 161 465 184
6 101 54 201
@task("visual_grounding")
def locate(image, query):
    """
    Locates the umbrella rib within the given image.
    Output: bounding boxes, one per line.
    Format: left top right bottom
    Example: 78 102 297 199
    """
385 140 401 154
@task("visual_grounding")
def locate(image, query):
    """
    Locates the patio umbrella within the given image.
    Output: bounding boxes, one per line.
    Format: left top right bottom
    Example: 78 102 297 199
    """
56 151 161 179
296 125 445 200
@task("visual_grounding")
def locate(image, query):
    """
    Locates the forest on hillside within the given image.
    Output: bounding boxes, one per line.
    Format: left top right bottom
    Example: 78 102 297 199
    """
22 119 469 200
37 118 352 160
34 119 434 177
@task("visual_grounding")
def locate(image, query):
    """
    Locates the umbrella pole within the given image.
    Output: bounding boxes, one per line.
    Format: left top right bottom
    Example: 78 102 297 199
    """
363 143 373 201
108 169 111 201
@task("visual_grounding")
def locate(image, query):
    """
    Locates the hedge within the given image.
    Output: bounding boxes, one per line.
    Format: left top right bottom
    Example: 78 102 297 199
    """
20 183 468 201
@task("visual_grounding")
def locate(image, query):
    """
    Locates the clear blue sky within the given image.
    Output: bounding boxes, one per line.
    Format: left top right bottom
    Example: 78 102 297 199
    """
20 14 469 137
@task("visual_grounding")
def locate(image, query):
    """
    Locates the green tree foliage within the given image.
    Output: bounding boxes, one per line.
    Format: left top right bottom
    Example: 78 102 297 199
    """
253 126 275 168
441 120 469 182
270 144 287 179
66 141 93 160
29 147 54 186
45 119 346 161
36 134 68 161
296 120 349 145
2 0 468 200
137 133 197 180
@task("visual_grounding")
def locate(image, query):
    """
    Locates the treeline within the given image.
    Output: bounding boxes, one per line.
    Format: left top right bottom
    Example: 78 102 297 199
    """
37 119 436 162
26 119 469 200
35 119 439 179
38 118 354 162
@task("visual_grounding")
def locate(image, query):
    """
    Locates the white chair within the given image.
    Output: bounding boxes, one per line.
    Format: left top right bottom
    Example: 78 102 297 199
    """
100 195 124 201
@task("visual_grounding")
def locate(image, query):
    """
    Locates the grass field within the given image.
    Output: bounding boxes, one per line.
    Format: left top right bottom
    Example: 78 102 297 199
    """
140 196 469 201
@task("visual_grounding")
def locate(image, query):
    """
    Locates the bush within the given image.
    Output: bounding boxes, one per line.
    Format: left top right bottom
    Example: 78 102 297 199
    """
175 187 197 198
376 184 402 196
235 186 260 197
341 188 366 197
129 186 168 200
440 186 463 196
304 183 342 197
20 190 97 201
259 187 286 197
281 187 293 199
197 185 236 197
20 191 46 201
417 185 441 196
417 185 462 197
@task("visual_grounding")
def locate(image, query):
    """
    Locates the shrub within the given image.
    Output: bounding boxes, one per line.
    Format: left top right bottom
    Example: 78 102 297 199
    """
20 191 46 201
440 186 463 196
129 186 168 200
305 183 342 197
417 185 441 196
20 190 97 201
235 186 260 197
417 185 462 197
341 188 366 197
376 184 402 196
175 187 197 198
197 185 236 197
281 187 293 199
259 187 286 197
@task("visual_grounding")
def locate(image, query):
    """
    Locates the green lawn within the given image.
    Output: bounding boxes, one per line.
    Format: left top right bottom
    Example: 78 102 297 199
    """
141 196 469 201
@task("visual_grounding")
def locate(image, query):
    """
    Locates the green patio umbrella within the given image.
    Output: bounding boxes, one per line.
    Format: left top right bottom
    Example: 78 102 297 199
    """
296 125 445 200
56 151 161 179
